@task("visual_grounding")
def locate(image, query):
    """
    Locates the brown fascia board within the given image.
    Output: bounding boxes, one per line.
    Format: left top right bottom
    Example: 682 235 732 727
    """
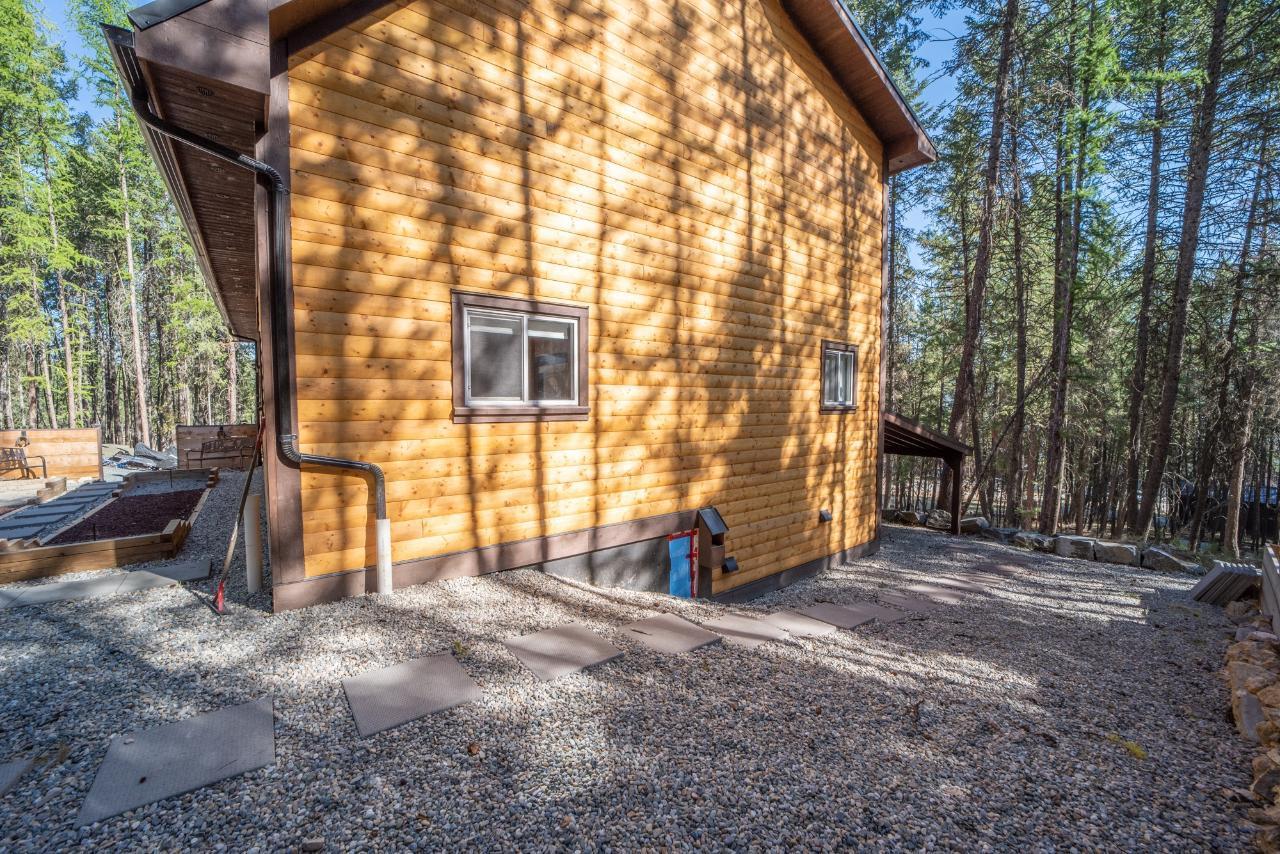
138 0 933 172
130 0 271 96
262 0 935 172
884 411 972 456
103 25 238 336
780 0 936 174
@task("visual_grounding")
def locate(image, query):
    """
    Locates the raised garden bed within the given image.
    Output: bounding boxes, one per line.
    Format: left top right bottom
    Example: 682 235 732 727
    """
49 490 205 544
0 470 217 584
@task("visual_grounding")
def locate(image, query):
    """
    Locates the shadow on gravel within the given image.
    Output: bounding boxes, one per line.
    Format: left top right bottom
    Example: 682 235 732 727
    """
0 527 1254 849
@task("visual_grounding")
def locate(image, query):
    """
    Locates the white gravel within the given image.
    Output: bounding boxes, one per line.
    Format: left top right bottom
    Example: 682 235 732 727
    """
0 488 1255 850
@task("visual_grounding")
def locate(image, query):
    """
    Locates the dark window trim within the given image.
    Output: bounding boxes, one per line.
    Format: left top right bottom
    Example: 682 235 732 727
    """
451 291 590 424
820 339 859 413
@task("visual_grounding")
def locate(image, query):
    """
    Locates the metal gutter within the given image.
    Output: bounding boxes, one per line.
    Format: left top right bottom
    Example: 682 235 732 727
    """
103 23 395 594
127 0 214 30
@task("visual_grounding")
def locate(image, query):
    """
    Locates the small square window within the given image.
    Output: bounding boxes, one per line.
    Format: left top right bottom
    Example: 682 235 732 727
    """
821 341 858 411
452 292 589 423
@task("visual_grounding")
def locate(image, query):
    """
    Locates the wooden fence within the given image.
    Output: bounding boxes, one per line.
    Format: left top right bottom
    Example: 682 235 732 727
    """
0 428 102 480
175 424 258 470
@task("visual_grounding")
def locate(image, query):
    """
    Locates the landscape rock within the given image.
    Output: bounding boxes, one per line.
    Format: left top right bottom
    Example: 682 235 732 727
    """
980 526 1019 543
1142 547 1198 573
895 509 929 526
1227 599 1259 622
926 509 952 530
1252 755 1280 799
1093 541 1138 566
1055 535 1096 561
1236 691 1266 742
959 516 989 534
1229 660 1278 694
1261 683 1280 710
1011 531 1057 552
1227 640 1280 670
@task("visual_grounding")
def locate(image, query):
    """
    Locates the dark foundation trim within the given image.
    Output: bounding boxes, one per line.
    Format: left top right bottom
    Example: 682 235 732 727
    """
273 522 879 612
272 509 697 611
711 537 880 604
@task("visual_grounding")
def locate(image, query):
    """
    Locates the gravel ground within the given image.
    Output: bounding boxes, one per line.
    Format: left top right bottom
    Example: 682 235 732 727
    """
0 481 1256 851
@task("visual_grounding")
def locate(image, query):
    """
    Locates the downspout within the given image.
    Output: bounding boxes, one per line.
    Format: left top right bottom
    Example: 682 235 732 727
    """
125 83 394 595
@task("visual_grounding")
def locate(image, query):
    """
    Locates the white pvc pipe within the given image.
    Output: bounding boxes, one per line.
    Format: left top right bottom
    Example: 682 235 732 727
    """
244 494 262 593
375 517 393 594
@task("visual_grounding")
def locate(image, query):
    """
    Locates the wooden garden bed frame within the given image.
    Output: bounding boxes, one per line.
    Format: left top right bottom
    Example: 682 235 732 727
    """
0 469 219 584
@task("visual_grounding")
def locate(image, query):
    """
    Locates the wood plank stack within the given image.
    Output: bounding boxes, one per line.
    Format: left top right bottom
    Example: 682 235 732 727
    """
1191 560 1262 606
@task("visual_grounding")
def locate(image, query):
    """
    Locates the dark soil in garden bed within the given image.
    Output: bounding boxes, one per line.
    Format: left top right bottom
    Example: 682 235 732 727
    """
49 489 205 544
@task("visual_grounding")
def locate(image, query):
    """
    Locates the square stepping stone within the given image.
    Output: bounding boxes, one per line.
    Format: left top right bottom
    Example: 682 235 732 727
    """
879 592 938 613
7 575 126 608
2 559 211 609
905 584 967 605
931 577 987 592
117 559 212 592
973 561 1024 576
861 604 909 624
760 610 839 638
622 613 721 654
0 756 35 796
343 654 482 737
77 697 275 826
504 623 623 681
799 602 880 630
702 614 788 649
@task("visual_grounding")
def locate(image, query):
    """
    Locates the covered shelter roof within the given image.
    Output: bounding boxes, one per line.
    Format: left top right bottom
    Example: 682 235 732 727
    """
883 412 970 536
884 412 971 463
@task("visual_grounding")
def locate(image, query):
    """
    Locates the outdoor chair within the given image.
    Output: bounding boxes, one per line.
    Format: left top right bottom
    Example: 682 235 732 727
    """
0 446 48 479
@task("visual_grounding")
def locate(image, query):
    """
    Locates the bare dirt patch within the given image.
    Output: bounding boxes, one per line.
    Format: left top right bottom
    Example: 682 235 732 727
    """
48 490 204 544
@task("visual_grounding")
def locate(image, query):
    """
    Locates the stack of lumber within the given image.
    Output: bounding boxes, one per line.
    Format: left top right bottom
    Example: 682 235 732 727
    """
1191 560 1262 606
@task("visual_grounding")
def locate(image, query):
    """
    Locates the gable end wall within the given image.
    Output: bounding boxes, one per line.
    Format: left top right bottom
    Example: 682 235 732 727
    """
283 0 886 596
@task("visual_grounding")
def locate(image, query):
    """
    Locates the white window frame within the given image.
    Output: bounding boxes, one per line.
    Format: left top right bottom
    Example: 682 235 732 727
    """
462 307 579 407
821 341 859 411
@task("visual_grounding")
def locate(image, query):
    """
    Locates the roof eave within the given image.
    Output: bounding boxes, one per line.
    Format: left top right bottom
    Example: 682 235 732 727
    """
102 24 240 337
781 0 936 175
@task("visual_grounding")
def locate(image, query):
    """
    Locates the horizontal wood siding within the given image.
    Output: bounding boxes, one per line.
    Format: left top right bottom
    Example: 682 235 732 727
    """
287 0 884 592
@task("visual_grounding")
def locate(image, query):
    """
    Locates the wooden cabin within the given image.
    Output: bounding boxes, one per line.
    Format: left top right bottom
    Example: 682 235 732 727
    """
107 0 934 611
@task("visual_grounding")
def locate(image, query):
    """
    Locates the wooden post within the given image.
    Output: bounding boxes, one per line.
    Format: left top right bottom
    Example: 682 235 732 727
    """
244 493 263 593
950 456 962 535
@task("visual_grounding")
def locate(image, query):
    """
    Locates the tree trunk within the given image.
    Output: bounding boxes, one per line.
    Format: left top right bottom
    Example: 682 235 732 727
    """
1120 3 1168 534
227 337 238 423
1008 76 1028 530
945 0 1018 508
25 349 38 427
1040 15 1085 536
1223 376 1258 559
119 149 151 448
1134 0 1232 536
39 345 58 430
940 194 974 511
40 138 75 429
1187 138 1266 548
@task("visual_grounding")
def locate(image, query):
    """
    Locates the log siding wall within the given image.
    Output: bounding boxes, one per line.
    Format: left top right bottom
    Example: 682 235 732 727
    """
286 0 885 594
